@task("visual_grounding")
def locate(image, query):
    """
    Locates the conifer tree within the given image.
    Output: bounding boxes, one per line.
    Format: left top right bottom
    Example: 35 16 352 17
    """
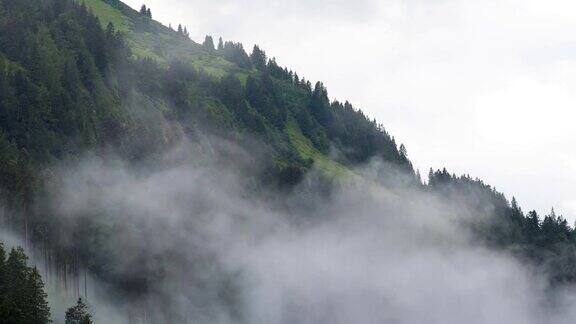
65 298 92 324
510 197 523 219
1 246 51 324
251 45 267 70
218 37 224 52
24 267 51 324
203 36 215 52
399 144 407 159
6 247 29 320
309 82 332 128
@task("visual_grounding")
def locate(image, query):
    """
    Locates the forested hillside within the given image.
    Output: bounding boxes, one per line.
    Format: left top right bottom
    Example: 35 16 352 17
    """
1 0 576 323
0 0 413 212
0 0 414 321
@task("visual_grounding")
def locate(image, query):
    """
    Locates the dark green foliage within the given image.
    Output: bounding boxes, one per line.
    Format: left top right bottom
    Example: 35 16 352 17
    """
427 169 576 285
203 35 215 53
176 24 189 38
65 298 92 324
221 41 251 68
0 244 51 324
278 165 305 187
139 4 151 18
245 75 286 128
0 0 133 224
308 82 332 128
217 37 224 52
251 45 267 71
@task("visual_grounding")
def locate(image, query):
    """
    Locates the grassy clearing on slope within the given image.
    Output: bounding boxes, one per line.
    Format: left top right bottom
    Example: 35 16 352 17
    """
80 0 132 32
286 119 354 179
83 0 250 80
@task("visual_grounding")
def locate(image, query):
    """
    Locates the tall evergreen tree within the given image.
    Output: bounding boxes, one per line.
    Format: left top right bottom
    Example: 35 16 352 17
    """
428 168 435 186
5 247 29 323
399 144 407 159
0 246 50 324
251 45 267 70
65 298 92 324
309 82 332 128
24 267 51 324
217 37 224 52
203 35 215 53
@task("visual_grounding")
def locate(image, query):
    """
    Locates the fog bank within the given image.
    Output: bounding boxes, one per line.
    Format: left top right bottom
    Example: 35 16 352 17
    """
32 142 576 324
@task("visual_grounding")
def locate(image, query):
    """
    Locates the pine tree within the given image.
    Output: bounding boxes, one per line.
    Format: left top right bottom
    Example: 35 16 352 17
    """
217 37 224 52
251 45 267 70
309 82 332 128
510 197 523 217
428 168 435 186
177 24 183 35
6 247 29 321
139 4 147 15
399 144 407 159
24 267 51 324
65 298 92 324
203 36 215 52
1 246 50 323
146 8 152 19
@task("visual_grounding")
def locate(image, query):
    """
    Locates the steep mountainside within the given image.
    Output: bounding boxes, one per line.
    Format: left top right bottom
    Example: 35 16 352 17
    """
0 0 414 318
79 0 414 179
0 0 413 194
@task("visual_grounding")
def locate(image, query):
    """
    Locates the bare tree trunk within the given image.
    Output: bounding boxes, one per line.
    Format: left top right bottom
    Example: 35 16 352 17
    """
84 268 88 301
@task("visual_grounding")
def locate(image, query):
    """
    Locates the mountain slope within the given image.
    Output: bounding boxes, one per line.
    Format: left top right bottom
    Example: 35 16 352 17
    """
77 0 412 177
0 0 411 296
82 0 242 76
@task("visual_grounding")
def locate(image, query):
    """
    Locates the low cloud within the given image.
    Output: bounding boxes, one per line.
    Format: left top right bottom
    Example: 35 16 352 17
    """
32 140 576 323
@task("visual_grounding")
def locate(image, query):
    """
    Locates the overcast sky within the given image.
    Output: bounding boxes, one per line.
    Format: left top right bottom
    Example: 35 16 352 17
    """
124 0 576 221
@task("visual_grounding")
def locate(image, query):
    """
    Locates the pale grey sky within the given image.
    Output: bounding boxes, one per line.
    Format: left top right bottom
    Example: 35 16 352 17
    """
124 0 576 221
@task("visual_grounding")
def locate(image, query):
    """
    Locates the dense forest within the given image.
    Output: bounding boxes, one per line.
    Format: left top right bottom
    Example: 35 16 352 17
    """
0 0 576 322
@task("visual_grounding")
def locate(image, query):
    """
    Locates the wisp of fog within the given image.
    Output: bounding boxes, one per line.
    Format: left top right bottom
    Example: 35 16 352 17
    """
11 139 576 324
